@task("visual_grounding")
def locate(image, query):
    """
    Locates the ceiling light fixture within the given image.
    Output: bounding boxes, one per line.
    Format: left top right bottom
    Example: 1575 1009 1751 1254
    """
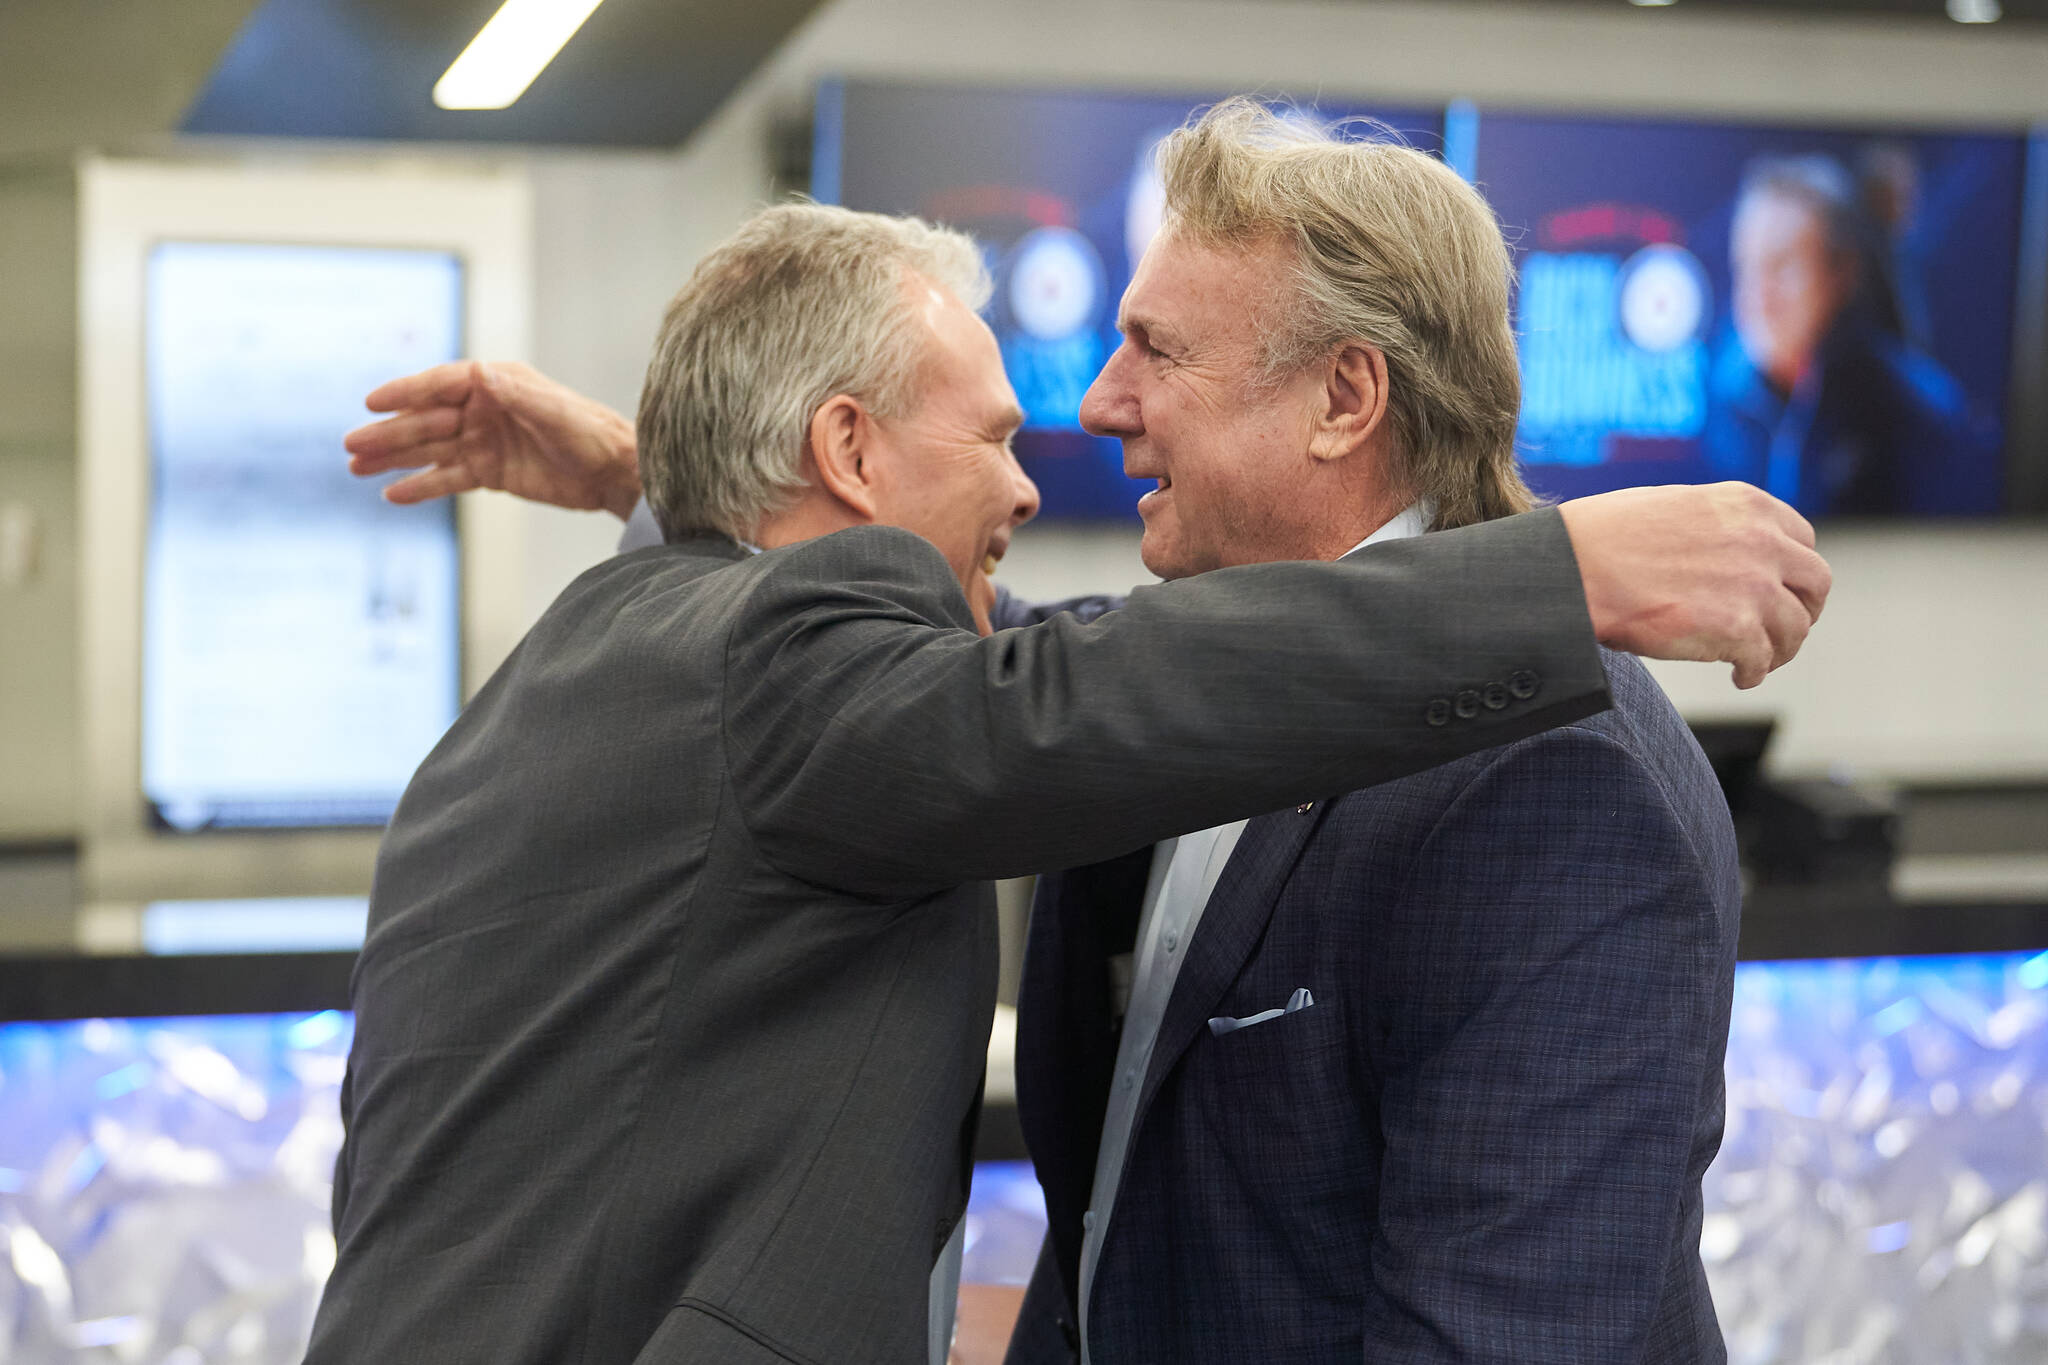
1628 0 1679 7
432 0 610 110
1946 0 2001 20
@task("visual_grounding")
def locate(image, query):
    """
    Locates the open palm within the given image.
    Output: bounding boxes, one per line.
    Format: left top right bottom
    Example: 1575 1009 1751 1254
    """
344 360 642 519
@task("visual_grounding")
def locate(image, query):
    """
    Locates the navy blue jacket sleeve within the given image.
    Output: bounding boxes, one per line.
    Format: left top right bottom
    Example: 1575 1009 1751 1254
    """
1358 725 1736 1362
990 584 1126 630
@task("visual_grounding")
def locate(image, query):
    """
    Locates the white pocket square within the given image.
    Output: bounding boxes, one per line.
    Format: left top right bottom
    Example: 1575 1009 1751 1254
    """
1207 986 1314 1036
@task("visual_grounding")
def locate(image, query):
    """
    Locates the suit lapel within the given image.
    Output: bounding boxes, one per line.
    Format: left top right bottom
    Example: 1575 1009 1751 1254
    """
1131 801 1333 1127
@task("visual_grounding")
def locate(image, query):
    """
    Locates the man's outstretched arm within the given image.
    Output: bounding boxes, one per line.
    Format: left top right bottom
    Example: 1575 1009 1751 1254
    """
724 521 1610 896
343 362 1830 687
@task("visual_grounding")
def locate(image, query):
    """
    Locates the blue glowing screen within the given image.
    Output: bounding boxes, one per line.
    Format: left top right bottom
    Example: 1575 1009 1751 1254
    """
0 1011 353 1360
144 242 464 830
1473 113 2026 517
3 951 2043 1360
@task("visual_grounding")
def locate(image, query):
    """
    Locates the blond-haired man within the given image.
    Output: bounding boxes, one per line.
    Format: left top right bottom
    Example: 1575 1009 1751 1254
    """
337 137 1824 1364
1005 99 1737 1364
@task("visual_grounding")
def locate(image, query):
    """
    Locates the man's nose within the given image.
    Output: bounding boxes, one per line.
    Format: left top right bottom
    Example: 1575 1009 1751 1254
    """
1079 346 1139 438
1009 453 1041 527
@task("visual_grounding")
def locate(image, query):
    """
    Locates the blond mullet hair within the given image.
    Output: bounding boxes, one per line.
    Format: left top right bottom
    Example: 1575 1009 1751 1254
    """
637 201 991 541
1157 97 1535 530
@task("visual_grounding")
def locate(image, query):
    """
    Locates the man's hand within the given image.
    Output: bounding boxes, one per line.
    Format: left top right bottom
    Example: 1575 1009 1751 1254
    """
1558 482 1831 689
344 361 643 520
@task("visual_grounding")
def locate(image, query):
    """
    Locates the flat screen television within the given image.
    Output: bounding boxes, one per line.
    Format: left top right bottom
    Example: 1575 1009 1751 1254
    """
1470 110 2036 517
142 242 464 831
816 79 1441 520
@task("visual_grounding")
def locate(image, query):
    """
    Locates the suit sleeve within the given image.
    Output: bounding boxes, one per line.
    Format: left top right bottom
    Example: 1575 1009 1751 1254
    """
1357 726 1733 1362
724 513 1612 898
991 584 1127 629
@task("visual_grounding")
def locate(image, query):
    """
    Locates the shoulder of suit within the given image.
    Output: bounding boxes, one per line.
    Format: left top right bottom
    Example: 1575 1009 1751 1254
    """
728 525 975 634
1318 649 1691 824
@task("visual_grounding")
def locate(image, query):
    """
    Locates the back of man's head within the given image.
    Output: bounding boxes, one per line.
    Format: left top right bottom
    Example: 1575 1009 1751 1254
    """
1158 97 1534 530
638 202 990 541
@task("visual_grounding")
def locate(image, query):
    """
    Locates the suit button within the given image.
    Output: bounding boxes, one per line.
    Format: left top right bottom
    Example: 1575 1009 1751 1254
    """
1454 689 1481 720
1482 681 1509 711
1508 669 1540 700
1425 697 1452 727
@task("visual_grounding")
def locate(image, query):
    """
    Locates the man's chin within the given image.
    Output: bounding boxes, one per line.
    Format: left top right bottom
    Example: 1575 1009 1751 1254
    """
1137 529 1191 583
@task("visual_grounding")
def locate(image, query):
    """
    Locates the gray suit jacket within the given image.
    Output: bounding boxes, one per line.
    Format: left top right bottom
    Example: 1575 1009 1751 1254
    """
307 514 1608 1365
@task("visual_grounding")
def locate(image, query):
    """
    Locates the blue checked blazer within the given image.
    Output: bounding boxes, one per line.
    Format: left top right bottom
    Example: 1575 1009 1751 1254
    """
1006 647 1740 1365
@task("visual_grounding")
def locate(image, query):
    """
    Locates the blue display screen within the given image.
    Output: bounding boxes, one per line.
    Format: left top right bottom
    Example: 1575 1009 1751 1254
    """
143 242 465 830
4 950 2041 1358
819 79 1441 521
821 83 2034 522
0 1010 354 1360
1473 112 2027 516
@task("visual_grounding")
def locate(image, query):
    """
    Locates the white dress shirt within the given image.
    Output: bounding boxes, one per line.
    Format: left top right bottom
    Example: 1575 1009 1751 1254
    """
1075 502 1431 1361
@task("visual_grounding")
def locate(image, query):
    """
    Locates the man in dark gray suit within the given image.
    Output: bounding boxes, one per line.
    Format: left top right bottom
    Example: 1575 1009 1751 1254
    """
326 197 1825 1365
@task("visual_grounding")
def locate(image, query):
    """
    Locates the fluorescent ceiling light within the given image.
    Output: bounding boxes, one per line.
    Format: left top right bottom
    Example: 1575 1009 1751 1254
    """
433 0 610 110
1628 0 1679 8
1946 0 2001 20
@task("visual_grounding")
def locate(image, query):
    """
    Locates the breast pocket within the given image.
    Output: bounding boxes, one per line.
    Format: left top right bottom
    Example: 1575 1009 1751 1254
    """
1190 997 1368 1204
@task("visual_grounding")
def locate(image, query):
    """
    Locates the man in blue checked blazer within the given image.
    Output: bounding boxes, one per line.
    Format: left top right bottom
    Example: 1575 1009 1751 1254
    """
1003 101 1746 1364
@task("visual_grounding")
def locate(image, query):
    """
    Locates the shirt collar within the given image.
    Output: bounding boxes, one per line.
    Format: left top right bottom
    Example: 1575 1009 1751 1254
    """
1339 499 1433 560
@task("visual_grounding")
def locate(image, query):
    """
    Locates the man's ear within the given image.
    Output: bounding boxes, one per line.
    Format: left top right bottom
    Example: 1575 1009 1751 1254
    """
808 394 882 521
1307 343 1390 464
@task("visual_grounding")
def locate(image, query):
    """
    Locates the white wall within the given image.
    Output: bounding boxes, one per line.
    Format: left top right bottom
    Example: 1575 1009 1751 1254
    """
517 0 2046 783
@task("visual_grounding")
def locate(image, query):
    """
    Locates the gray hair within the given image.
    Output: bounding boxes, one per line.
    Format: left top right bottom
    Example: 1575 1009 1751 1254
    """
1157 97 1534 530
637 201 991 541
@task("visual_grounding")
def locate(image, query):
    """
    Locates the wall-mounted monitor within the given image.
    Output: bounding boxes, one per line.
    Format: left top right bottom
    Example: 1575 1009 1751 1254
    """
1471 111 2033 518
815 79 1442 520
141 243 464 830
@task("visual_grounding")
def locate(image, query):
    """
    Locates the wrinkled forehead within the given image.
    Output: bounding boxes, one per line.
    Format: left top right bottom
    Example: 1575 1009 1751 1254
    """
1120 222 1297 334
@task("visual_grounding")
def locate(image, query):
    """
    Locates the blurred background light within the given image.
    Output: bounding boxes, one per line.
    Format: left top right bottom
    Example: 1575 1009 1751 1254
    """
433 0 610 110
